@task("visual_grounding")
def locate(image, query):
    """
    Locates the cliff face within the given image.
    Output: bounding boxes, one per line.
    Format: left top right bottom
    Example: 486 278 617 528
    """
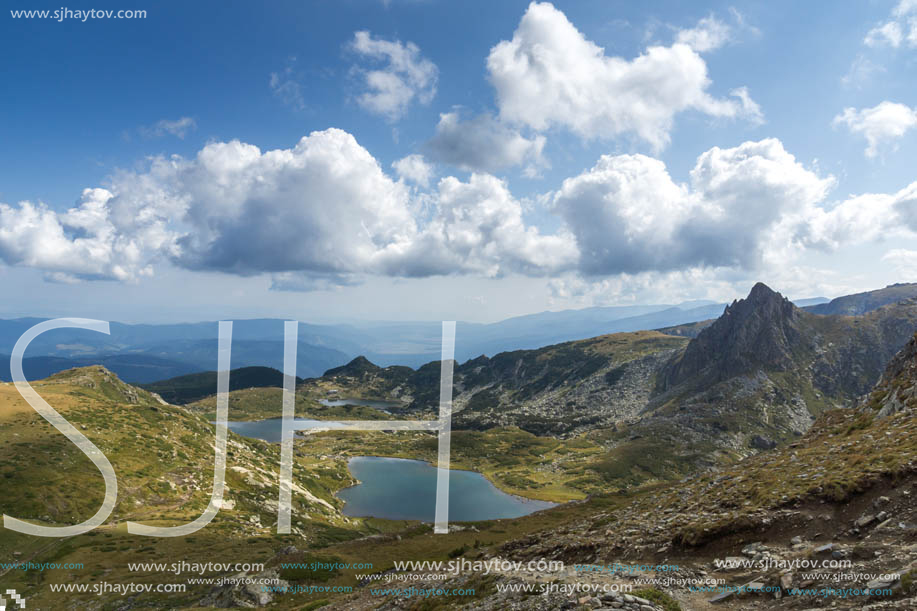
631 284 917 468
658 284 917 402
866 331 917 418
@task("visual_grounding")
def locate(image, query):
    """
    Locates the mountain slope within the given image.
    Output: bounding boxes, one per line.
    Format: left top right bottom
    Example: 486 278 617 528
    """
866 331 917 417
647 285 917 453
806 282 917 315
0 367 381 609
0 367 346 533
303 284 917 443
140 366 304 405
306 330 690 436
384 337 917 611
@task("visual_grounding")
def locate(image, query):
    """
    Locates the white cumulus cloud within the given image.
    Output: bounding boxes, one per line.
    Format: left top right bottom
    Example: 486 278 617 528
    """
833 101 917 157
0 187 172 282
349 31 438 120
392 154 434 187
2 133 914 291
378 173 577 278
551 138 911 276
486 2 761 150
427 112 546 173
0 130 572 286
865 0 917 47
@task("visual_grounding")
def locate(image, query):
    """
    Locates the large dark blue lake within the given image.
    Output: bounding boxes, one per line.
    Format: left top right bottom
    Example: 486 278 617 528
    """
225 420 557 521
338 456 556 522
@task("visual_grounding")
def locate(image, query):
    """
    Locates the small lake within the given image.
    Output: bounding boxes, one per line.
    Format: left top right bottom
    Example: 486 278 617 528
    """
318 397 403 411
226 418 328 443
338 456 557 522
225 422 557 521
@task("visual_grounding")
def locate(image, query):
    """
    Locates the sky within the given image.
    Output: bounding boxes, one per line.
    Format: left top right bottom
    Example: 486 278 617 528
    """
1 0 916 323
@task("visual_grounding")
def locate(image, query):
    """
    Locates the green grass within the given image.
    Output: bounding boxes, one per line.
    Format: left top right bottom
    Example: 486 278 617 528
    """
632 587 682 611
141 366 301 405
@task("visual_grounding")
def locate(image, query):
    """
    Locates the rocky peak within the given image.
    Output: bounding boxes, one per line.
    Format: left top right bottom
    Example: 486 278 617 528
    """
46 365 151 405
47 365 124 389
323 356 381 379
660 283 808 389
728 282 796 317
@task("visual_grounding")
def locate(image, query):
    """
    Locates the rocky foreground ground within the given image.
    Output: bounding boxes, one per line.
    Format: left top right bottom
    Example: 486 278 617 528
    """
312 336 917 610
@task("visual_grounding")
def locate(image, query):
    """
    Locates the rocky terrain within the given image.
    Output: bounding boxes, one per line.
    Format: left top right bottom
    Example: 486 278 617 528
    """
632 285 917 466
299 284 917 489
866 331 917 418
331 333 917 610
307 331 690 437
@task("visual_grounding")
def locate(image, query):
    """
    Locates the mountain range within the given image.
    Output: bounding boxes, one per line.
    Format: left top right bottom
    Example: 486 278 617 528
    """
3 282 917 609
0 290 860 384
286 282 917 487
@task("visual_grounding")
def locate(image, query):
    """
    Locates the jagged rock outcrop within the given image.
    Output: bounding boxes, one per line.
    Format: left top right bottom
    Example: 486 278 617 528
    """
866 332 917 418
658 283 810 390
630 284 917 466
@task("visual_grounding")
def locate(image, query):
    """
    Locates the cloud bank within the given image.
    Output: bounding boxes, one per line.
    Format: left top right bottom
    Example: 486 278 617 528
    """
1 131 914 290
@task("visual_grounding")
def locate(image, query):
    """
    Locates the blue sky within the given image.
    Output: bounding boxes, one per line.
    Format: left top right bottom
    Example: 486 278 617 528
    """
1 0 916 322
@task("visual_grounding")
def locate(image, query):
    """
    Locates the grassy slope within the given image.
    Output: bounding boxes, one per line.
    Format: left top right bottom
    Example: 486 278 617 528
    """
0 368 365 609
0 368 632 609
140 366 303 405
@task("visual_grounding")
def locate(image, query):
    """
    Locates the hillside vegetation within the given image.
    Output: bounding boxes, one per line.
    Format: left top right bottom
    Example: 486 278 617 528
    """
140 366 302 405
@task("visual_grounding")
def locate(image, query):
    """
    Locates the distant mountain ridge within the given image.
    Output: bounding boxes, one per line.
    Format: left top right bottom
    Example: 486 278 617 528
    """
806 282 917 315
311 331 689 435
0 353 202 384
0 285 899 384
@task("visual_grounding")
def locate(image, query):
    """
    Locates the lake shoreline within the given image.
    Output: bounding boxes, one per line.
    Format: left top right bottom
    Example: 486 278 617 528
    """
335 455 559 522
335 454 564 507
225 418 584 504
